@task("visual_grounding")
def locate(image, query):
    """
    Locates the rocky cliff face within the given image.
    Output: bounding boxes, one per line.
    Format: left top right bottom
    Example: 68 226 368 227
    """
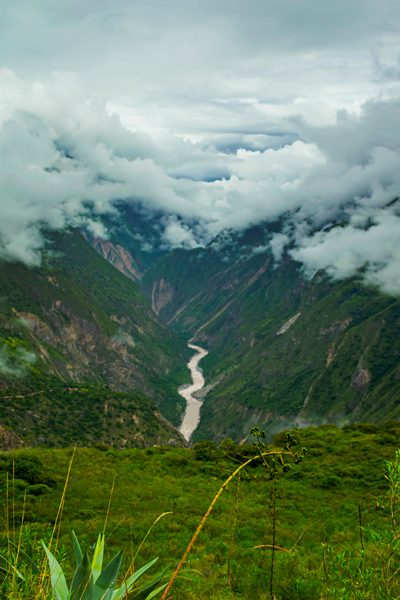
89 237 142 281
151 279 175 316
0 425 23 450
13 306 149 390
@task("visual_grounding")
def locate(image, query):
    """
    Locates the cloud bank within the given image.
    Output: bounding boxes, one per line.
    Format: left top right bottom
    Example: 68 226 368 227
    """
0 68 400 294
1 0 400 294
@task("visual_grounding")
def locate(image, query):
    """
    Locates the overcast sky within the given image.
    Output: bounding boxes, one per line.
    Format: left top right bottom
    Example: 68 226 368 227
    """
1 0 400 293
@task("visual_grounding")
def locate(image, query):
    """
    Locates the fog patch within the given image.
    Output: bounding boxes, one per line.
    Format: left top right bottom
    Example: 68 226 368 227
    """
111 331 135 348
0 344 36 378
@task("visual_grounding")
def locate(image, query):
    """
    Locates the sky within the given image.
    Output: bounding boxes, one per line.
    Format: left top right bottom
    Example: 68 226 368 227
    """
1 0 400 294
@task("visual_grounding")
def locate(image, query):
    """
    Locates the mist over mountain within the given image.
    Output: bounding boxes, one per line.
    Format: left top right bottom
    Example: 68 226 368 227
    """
1 0 400 448
1 70 400 295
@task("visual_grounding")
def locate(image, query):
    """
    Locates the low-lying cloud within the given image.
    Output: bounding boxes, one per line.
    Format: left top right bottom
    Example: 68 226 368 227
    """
291 212 400 295
0 344 36 378
0 70 400 295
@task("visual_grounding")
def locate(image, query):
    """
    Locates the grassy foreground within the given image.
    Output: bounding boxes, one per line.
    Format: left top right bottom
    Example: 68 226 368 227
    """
0 422 399 599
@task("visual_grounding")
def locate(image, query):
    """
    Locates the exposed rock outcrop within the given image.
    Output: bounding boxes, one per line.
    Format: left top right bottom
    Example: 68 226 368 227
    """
151 279 175 315
90 238 142 281
351 365 371 392
0 425 23 450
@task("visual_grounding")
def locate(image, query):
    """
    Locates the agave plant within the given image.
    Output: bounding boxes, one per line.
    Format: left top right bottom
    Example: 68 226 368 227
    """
42 532 165 600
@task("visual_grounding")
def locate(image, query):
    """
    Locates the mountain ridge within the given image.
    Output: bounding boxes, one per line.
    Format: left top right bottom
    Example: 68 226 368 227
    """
138 224 400 441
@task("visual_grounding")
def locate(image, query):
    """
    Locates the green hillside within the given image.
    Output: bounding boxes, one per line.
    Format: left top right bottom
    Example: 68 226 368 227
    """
1 422 400 599
0 230 187 447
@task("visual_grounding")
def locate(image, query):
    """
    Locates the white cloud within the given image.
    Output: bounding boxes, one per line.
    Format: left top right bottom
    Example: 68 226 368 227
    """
0 37 400 295
162 217 201 249
291 212 400 295
270 234 290 263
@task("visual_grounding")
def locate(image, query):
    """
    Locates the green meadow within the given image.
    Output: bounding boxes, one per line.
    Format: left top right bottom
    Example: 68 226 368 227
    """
1 422 399 599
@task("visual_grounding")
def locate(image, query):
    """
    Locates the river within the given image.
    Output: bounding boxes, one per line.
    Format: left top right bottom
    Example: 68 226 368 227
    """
178 343 209 441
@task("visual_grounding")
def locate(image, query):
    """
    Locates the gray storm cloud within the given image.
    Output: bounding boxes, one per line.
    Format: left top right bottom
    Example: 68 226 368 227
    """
0 70 399 295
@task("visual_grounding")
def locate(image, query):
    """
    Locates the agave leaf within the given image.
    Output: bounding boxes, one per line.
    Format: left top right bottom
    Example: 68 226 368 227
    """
42 542 69 600
93 550 123 600
112 557 159 600
129 572 166 600
72 531 83 568
94 588 114 600
71 549 94 600
91 534 105 583
144 583 168 600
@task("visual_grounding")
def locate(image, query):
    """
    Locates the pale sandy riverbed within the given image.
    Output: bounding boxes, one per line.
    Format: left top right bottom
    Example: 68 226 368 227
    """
178 343 208 441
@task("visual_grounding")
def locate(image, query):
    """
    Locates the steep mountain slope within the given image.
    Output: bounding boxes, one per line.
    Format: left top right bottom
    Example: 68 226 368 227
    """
0 230 187 447
85 202 169 282
141 226 400 441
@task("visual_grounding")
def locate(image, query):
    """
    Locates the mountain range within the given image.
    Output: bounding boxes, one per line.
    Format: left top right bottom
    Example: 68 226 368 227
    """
0 203 399 447
139 222 399 441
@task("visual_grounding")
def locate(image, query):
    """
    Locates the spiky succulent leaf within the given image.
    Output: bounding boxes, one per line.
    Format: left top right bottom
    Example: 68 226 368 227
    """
72 531 83 568
112 557 159 600
91 534 105 583
129 572 166 600
93 550 123 600
42 542 69 600
71 549 94 600
144 583 168 600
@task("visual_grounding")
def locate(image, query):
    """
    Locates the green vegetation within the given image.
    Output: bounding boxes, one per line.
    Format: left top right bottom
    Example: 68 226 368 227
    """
142 230 400 441
0 229 188 446
0 423 400 598
0 377 182 447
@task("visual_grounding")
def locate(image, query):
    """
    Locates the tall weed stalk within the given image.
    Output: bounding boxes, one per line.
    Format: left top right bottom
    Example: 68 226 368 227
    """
161 432 306 600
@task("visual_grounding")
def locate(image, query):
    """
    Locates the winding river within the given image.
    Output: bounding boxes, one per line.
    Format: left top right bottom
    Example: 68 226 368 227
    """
178 343 209 441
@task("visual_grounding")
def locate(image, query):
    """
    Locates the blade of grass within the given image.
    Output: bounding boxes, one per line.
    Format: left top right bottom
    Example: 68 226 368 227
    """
36 446 76 598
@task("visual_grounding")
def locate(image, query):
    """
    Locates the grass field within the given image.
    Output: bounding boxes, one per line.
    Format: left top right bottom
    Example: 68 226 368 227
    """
0 422 399 599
